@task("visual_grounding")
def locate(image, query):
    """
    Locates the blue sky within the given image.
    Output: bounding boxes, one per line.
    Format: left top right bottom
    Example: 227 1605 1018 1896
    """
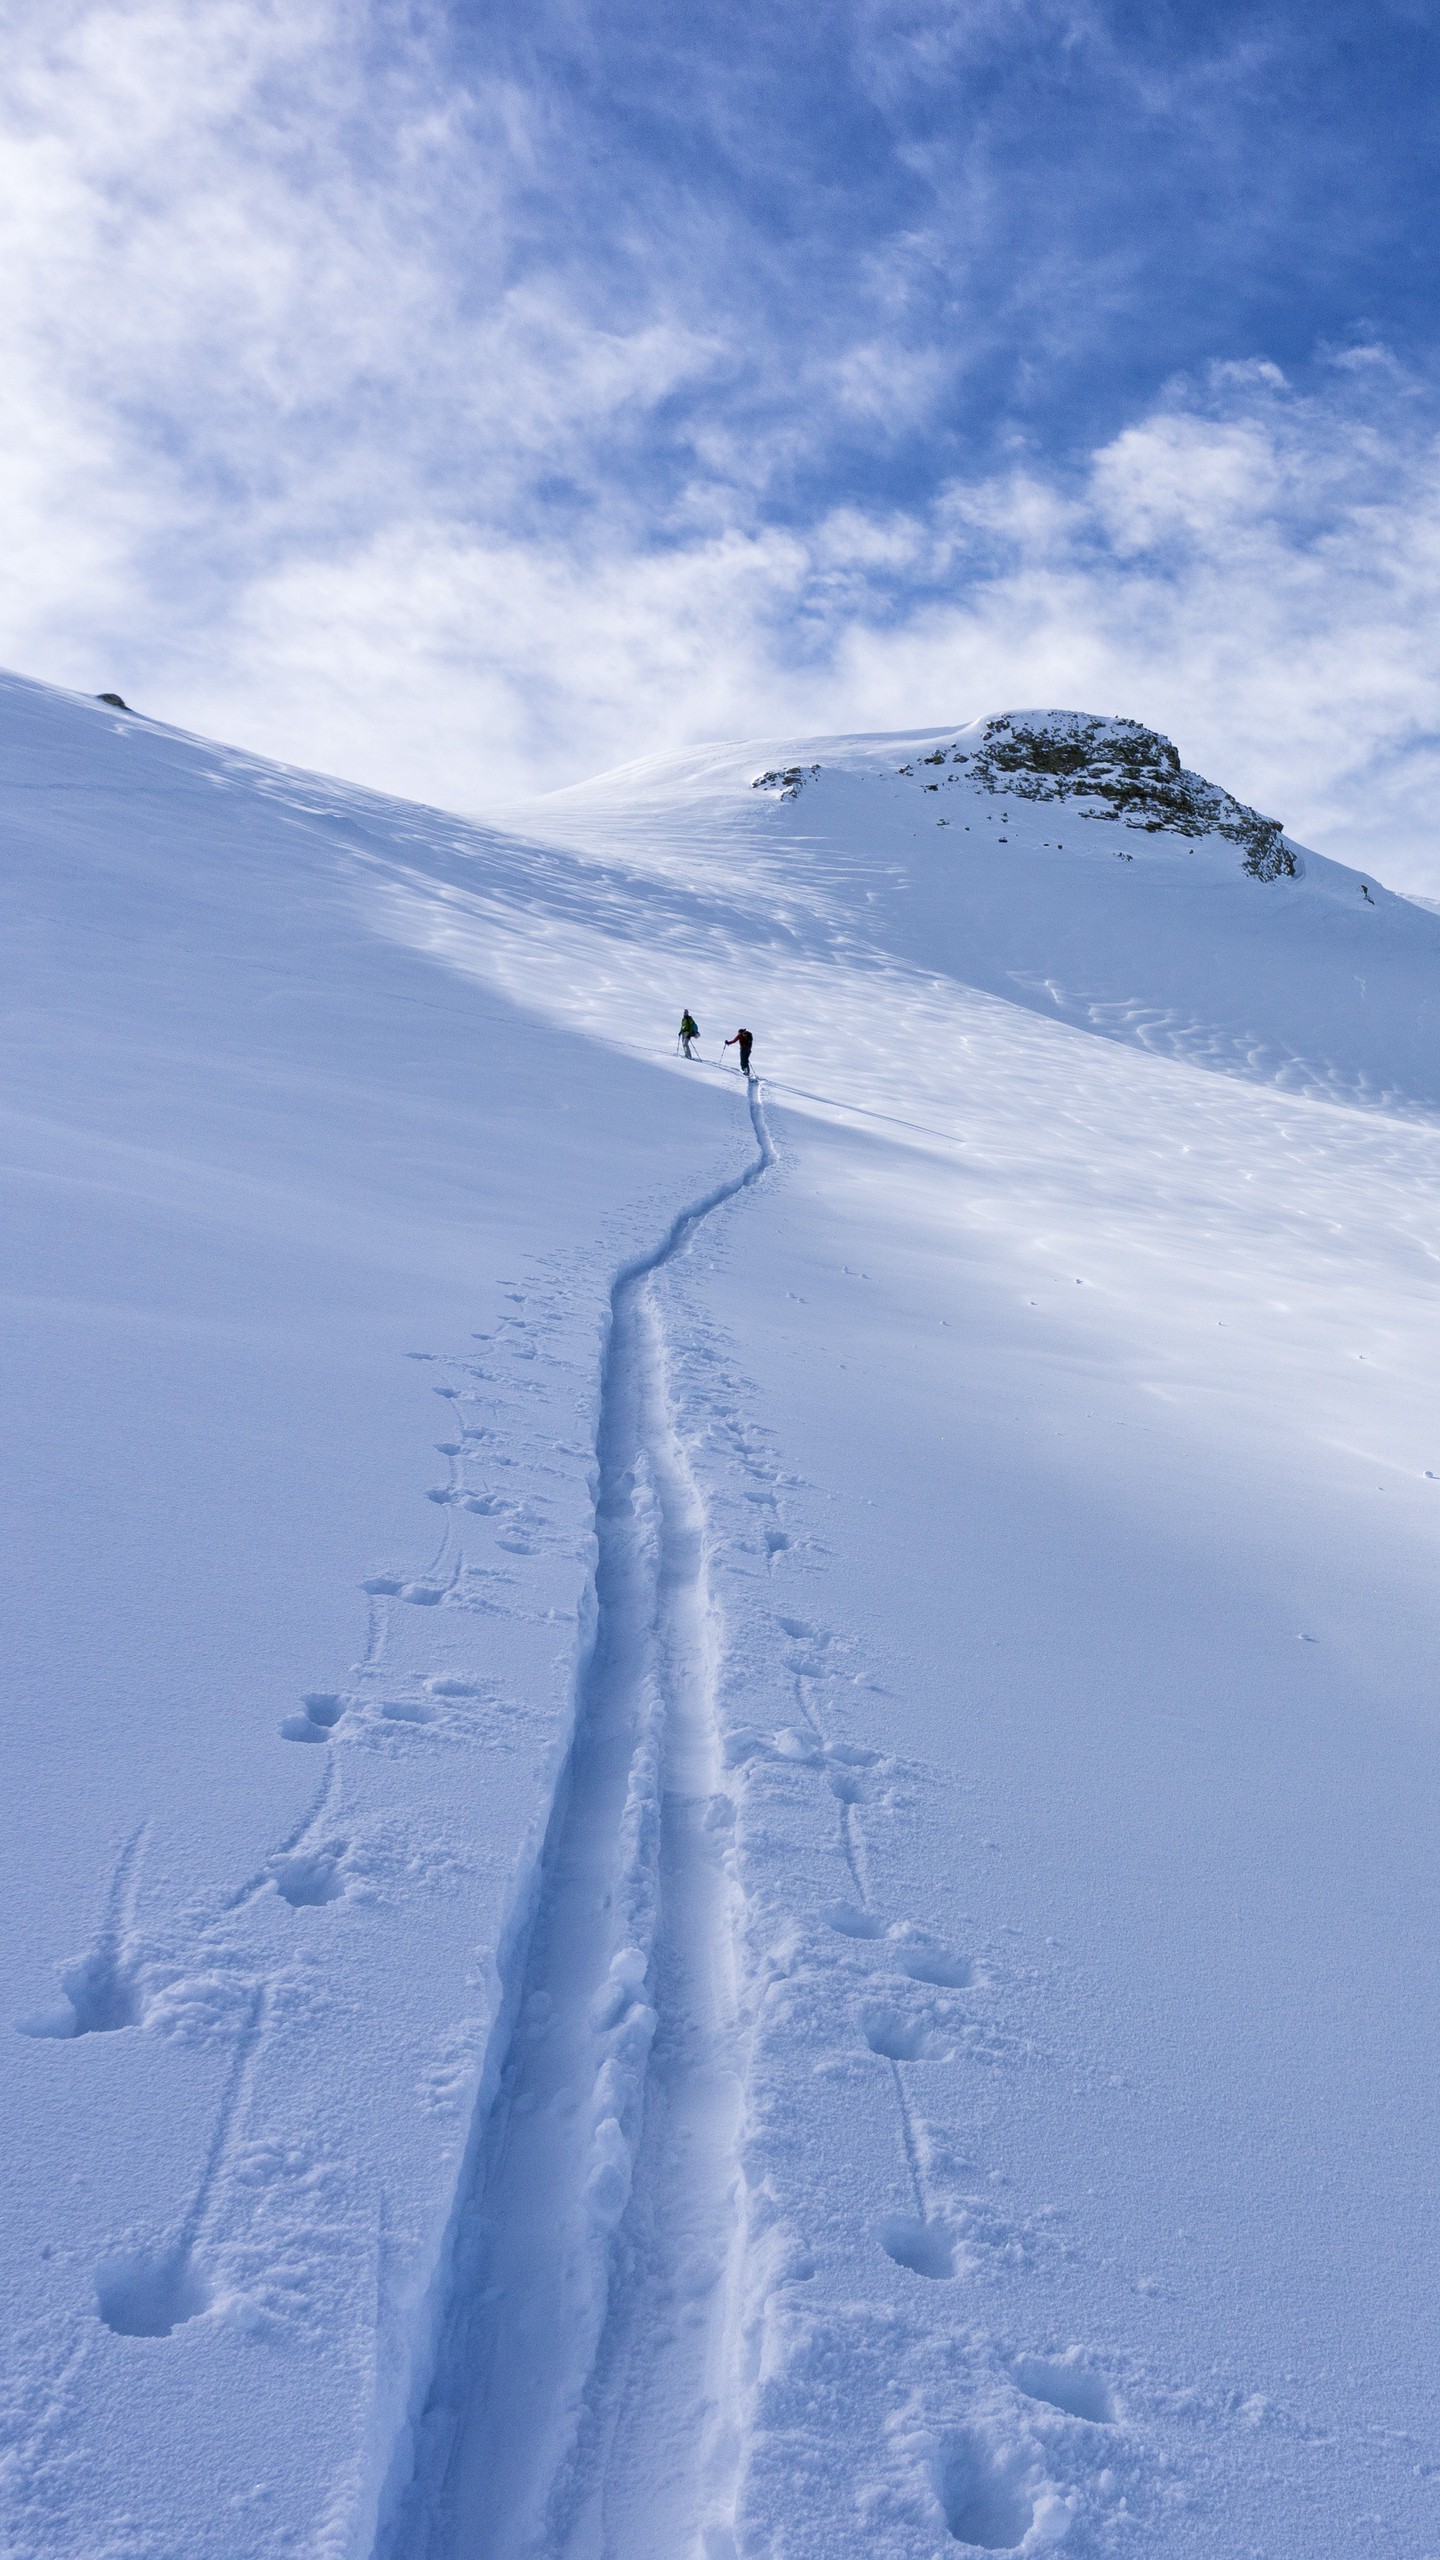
442 0 1440 502
4 0 1440 882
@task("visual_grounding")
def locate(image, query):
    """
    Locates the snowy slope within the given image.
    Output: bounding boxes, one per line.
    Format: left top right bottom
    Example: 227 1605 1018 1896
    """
490 709 1440 1119
4 674 1440 2559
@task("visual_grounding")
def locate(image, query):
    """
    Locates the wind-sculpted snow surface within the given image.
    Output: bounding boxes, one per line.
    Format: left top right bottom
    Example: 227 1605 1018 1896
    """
4 668 1440 2556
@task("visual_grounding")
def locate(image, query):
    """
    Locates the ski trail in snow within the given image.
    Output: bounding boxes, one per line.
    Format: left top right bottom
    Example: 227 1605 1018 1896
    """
382 1085 773 2560
551 1280 743 2560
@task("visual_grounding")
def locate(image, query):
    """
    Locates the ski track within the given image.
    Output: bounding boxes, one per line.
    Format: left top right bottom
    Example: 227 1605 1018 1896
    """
380 1082 775 2560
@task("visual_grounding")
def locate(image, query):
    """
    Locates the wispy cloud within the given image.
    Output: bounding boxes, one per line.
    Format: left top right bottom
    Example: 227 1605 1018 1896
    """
2 1 1440 884
167 353 1440 899
836 360 1440 886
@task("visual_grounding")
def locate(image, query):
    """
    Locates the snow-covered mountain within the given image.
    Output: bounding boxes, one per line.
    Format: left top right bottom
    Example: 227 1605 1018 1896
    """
4 668 1440 2559
503 706 1438 1119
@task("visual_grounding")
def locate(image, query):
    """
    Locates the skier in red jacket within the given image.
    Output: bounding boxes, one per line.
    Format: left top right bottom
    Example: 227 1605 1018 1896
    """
724 1027 754 1076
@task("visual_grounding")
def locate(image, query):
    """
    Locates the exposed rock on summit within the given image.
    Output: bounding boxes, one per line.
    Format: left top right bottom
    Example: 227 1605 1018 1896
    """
966 712 1296 880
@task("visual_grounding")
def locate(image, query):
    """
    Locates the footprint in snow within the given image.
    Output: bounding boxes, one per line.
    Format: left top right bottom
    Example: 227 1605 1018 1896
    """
18 1942 147 2039
270 1840 348 1906
281 1692 346 1744
427 1487 511 1515
881 2214 958 2279
364 1575 446 1605
18 1829 148 2038
96 2243 212 2338
861 2003 952 2061
1012 2353 1116 2425
823 1902 887 1939
899 1945 976 1989
763 1732 880 1797
826 1759 870 1804
932 2431 1041 2551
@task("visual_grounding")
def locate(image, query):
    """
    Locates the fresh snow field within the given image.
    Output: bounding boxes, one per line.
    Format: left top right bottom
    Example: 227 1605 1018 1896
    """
3 668 1440 2558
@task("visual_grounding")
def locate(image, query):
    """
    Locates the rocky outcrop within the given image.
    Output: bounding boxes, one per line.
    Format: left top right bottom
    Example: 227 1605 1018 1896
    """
963 713 1296 879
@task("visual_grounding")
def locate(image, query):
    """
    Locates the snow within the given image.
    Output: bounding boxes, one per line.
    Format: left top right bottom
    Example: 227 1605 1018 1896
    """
3 671 1440 2555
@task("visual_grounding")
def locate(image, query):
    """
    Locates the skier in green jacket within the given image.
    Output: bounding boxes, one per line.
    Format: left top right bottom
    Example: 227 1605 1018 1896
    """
678 1010 700 1059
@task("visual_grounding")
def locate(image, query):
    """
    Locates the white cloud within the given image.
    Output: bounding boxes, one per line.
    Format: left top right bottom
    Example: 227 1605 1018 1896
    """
828 373 1440 887
2 4 1440 893
183 518 818 809
1090 415 1285 551
161 364 1440 905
